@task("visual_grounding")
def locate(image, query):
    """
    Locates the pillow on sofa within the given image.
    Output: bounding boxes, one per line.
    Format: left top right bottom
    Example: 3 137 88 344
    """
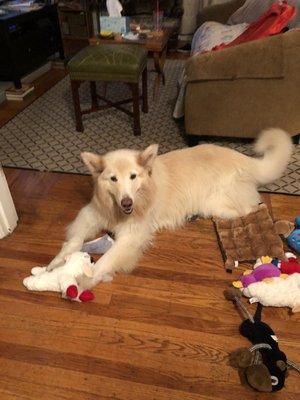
228 0 300 27
227 0 277 25
191 21 249 54
288 0 300 27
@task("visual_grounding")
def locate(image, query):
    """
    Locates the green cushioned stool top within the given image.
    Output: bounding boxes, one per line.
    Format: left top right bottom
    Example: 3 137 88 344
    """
68 44 148 83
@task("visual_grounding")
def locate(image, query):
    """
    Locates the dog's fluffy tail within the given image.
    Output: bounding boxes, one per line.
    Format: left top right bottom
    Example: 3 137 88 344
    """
253 128 293 185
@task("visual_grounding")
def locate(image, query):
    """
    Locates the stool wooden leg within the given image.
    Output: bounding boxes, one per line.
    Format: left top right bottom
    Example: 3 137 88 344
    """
131 83 141 136
142 67 148 114
90 81 98 109
102 82 107 98
70 80 83 132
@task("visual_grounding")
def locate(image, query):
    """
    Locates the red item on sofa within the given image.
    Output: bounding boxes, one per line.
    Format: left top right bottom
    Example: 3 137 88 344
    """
214 1 297 51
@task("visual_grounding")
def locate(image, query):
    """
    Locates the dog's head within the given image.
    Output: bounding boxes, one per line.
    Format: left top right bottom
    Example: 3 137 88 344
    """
81 144 158 215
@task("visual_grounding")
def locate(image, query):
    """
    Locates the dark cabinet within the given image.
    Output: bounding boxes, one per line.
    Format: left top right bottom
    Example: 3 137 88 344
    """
0 4 64 88
57 1 99 57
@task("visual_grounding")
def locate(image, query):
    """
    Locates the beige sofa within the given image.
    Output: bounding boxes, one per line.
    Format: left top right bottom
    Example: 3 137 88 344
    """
185 0 300 142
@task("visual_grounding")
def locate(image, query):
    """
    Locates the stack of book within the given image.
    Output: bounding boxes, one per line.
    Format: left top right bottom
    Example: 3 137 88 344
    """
5 84 35 101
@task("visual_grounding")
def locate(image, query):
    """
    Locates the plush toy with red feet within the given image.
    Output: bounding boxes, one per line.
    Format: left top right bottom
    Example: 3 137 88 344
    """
23 252 97 302
66 285 95 302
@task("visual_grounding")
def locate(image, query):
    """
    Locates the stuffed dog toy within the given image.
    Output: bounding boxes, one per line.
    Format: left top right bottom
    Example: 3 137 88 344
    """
23 252 97 302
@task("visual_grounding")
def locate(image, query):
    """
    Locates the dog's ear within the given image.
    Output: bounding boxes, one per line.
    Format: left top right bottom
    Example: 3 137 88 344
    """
138 144 159 169
81 152 105 177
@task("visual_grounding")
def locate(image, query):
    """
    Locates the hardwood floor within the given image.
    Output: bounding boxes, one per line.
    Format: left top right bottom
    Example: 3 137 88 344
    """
0 168 299 400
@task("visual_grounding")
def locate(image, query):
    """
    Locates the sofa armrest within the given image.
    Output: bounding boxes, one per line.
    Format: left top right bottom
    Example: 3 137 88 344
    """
185 31 300 82
197 0 246 26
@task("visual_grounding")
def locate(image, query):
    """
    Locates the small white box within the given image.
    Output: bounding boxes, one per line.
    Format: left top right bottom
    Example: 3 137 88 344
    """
0 166 18 238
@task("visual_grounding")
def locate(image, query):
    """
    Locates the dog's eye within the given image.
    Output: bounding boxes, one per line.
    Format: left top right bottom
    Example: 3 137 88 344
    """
130 173 137 180
111 176 117 182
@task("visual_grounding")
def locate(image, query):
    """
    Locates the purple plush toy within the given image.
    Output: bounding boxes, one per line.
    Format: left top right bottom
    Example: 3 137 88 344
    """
238 263 281 288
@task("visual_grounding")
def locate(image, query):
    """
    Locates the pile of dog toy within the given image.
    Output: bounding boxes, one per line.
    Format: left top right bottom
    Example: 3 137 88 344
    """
223 215 300 392
228 216 300 313
232 253 300 313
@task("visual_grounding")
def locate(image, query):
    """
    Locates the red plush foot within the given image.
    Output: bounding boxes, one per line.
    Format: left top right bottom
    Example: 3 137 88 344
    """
79 290 95 302
66 285 78 299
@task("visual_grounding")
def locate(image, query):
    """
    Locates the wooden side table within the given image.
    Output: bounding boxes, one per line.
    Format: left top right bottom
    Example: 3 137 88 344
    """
89 29 171 98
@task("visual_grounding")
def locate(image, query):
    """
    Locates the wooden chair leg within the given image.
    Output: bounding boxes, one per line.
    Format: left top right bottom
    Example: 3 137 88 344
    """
142 67 148 114
70 80 83 132
131 83 141 136
90 81 98 109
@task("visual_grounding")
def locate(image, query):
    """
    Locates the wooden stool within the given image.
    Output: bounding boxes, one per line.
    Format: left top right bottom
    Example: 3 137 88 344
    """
68 44 148 135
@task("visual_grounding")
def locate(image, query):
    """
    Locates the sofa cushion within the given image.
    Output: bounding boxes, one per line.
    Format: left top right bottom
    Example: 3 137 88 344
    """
227 0 276 25
288 0 300 27
228 0 300 27
186 33 285 82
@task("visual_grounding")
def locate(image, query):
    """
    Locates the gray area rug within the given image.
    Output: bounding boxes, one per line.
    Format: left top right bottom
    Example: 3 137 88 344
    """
0 59 299 194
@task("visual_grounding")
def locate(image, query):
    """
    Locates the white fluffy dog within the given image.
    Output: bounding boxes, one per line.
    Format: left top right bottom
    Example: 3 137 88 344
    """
46 128 293 291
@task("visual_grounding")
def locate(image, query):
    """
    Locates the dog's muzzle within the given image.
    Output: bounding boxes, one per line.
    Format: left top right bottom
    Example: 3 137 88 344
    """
121 197 133 214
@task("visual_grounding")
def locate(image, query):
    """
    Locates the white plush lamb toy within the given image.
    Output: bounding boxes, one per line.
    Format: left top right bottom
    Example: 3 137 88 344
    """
23 252 96 302
242 273 300 313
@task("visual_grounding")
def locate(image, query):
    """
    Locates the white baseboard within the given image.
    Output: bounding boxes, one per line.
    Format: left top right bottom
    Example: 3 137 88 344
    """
21 62 52 84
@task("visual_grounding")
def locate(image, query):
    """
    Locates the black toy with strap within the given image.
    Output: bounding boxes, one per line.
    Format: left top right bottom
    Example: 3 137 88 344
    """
224 288 299 392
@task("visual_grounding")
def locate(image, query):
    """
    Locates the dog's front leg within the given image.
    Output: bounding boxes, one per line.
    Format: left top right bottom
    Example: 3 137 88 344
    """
47 202 104 271
78 225 153 290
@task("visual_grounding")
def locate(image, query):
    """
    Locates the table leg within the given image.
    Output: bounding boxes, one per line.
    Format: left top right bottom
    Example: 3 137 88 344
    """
102 82 107 98
90 81 98 109
153 46 167 98
142 67 148 113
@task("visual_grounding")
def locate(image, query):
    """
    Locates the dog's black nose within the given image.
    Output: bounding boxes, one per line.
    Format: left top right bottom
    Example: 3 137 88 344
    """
121 197 133 208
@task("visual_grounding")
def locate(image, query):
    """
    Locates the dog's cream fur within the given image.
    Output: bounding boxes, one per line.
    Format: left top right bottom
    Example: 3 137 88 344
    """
47 128 293 289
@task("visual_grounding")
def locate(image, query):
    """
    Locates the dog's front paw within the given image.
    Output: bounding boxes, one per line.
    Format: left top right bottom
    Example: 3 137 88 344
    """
46 256 65 271
46 263 57 272
23 276 35 290
31 266 46 275
102 273 113 283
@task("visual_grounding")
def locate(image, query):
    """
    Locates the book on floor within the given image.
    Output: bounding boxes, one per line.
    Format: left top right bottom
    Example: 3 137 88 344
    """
6 84 34 101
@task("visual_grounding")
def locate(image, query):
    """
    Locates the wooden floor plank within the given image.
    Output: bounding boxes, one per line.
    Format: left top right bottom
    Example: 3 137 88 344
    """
1 358 231 400
0 168 299 400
